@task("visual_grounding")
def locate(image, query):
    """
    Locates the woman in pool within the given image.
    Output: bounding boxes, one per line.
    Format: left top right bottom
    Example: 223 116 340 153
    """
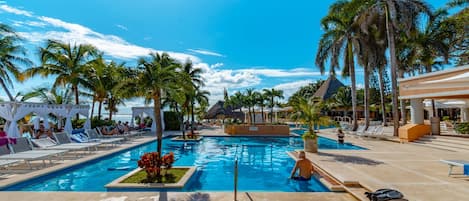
290 151 315 180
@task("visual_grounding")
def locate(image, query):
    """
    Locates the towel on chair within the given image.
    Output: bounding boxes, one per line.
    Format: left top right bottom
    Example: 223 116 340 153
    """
464 164 469 176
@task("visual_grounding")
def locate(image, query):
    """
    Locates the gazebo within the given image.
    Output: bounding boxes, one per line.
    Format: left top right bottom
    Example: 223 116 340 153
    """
0 102 90 137
398 64 469 141
130 107 165 132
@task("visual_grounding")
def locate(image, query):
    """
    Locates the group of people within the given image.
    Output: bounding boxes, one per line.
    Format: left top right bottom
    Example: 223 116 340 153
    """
99 121 130 135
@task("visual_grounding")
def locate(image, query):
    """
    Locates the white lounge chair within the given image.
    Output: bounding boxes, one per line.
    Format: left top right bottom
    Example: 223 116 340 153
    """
440 160 469 176
85 129 123 147
53 132 101 152
0 138 67 169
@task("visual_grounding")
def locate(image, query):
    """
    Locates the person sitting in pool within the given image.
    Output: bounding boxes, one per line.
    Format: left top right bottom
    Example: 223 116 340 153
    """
290 151 314 180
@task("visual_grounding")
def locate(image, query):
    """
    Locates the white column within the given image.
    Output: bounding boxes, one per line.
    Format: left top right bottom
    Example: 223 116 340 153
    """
461 108 469 122
410 98 424 124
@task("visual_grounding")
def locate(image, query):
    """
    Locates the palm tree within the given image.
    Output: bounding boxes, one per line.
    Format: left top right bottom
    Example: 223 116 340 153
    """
21 86 73 104
134 52 178 166
316 1 367 131
244 88 256 124
290 97 330 153
364 0 432 135
23 40 98 118
191 88 210 132
0 24 32 101
263 88 284 123
181 60 205 132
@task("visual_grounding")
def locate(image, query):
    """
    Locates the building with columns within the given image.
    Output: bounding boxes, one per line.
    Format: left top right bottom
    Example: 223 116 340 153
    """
398 65 469 141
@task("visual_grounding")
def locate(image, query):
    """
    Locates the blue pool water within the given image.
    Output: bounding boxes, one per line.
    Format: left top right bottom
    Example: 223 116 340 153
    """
3 136 364 192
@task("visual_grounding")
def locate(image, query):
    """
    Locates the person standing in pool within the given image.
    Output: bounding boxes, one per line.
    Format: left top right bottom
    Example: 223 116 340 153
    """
337 128 345 144
290 151 314 180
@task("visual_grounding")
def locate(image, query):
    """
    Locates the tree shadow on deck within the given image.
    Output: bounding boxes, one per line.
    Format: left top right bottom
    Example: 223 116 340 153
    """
318 152 384 166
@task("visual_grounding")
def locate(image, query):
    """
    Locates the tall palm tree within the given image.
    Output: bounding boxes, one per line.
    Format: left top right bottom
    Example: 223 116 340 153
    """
244 88 256 124
316 0 367 131
181 60 204 132
134 52 178 165
364 0 432 135
0 24 32 101
23 40 98 118
191 88 210 133
263 88 284 123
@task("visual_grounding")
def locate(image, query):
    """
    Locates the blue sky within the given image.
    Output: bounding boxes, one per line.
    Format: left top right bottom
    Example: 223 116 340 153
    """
0 0 449 116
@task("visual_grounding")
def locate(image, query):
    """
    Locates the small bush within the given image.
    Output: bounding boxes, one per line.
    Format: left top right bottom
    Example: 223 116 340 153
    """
91 117 114 128
455 123 469 134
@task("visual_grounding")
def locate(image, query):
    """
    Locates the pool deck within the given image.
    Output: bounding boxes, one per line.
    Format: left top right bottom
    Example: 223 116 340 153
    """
6 127 469 200
312 128 469 201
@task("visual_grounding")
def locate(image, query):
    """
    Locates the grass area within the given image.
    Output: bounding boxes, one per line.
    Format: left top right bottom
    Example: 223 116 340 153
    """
121 168 189 184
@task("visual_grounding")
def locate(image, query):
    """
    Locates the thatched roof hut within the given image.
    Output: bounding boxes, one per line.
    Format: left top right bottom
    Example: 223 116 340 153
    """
204 101 244 120
313 76 345 100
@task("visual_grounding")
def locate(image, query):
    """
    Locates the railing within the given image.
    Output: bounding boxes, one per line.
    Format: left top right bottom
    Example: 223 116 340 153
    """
234 157 238 201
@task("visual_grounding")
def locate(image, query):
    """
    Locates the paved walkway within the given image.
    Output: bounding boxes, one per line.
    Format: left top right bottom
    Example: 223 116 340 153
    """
312 128 469 201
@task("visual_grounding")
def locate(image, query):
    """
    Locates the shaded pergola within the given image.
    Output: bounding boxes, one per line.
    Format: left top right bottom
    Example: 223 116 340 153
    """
399 65 469 125
0 102 90 137
130 107 165 132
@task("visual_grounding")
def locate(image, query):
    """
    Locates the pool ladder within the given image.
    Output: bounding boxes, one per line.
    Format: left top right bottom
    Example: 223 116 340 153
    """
234 145 239 201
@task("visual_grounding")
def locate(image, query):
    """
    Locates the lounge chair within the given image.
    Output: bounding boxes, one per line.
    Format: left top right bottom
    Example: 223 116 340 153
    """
0 138 67 169
96 127 139 140
85 129 123 147
347 125 366 137
31 138 98 156
440 160 469 176
0 146 21 169
53 132 101 152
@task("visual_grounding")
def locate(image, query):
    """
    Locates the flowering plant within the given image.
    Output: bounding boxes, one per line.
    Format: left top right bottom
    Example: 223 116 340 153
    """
137 152 174 182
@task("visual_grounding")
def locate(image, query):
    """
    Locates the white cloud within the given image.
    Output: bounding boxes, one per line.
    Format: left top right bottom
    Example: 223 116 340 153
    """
115 24 128 31
236 68 322 77
0 4 32 16
15 15 200 62
210 63 223 68
273 79 314 101
188 49 224 57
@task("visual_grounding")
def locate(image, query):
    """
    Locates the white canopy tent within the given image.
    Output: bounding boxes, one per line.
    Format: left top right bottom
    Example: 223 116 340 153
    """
0 102 90 137
130 107 165 132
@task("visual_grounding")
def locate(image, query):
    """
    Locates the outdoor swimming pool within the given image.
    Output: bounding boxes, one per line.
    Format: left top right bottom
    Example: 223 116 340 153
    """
3 136 364 192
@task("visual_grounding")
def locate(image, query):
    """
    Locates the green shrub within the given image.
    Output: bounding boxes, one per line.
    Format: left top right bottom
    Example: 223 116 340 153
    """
72 119 86 128
455 123 469 134
91 117 114 128
442 116 450 121
164 111 180 131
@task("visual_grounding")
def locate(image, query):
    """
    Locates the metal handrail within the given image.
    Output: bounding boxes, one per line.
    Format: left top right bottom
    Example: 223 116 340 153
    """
234 157 238 201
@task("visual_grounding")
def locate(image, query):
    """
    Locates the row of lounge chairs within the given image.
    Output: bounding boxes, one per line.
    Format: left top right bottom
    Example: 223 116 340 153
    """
341 123 391 139
0 128 144 170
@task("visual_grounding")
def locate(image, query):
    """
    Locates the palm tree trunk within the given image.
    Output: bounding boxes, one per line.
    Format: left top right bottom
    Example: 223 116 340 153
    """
378 68 388 126
385 4 400 136
271 97 274 123
154 92 163 163
191 98 195 134
98 101 102 120
348 43 358 131
90 99 95 120
261 107 264 123
364 65 370 130
399 70 407 125
73 84 80 119
0 79 15 101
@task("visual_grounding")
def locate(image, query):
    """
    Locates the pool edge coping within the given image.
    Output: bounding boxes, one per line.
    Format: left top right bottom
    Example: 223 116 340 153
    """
0 137 156 190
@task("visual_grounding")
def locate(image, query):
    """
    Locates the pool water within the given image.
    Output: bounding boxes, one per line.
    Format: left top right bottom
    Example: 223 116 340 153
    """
4 136 364 192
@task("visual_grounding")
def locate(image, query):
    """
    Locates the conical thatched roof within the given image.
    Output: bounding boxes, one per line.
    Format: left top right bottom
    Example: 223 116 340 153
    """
204 101 244 120
313 76 345 100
